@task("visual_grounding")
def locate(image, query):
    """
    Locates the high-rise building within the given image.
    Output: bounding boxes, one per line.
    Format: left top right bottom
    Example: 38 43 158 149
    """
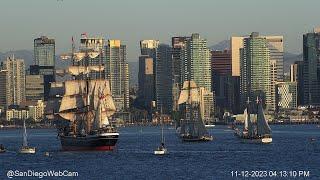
181 33 211 91
232 35 283 81
0 70 8 109
25 75 44 102
302 28 320 105
240 32 271 110
0 56 25 106
276 82 297 110
140 40 159 104
291 61 304 105
199 87 215 124
33 36 56 100
231 37 245 77
171 37 190 111
270 60 277 111
34 36 55 66
155 44 173 113
105 40 129 111
265 36 284 81
138 55 154 109
211 50 233 111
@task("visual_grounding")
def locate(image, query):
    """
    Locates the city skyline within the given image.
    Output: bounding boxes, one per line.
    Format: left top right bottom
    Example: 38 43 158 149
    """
0 0 320 61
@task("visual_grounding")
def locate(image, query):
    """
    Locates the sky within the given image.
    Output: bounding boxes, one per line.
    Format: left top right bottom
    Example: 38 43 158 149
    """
0 0 319 61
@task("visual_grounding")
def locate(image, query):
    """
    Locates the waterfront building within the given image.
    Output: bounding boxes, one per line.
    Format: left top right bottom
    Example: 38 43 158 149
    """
199 87 215 124
276 82 297 110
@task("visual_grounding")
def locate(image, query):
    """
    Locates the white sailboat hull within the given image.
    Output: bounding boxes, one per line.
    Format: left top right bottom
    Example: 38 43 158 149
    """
241 137 272 144
19 147 36 154
154 149 168 155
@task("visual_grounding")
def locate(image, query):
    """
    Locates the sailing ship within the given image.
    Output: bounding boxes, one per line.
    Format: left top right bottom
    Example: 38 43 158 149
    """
177 80 213 142
234 97 272 144
154 108 168 155
19 119 36 154
46 36 119 151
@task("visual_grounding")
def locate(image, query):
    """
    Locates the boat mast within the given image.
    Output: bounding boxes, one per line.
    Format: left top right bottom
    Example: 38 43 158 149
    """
161 106 164 144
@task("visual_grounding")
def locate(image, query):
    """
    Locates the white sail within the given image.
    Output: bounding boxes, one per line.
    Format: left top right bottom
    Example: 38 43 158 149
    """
64 80 87 96
23 119 28 147
178 81 199 104
58 112 76 122
243 108 249 131
256 102 271 136
59 95 85 112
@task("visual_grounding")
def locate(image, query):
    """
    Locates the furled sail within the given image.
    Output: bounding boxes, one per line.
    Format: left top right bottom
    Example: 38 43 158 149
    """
67 66 104 76
88 51 100 59
256 102 271 136
74 52 86 61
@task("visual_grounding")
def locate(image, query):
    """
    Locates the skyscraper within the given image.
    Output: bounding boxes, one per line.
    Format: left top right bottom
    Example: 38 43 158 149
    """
155 44 173 113
240 32 271 110
139 40 159 105
138 55 154 109
211 50 233 111
231 37 245 77
0 70 8 109
291 61 304 105
265 36 284 81
302 28 320 105
0 56 25 106
105 40 129 111
270 60 277 111
33 36 55 100
171 37 190 111
181 33 211 91
34 36 55 66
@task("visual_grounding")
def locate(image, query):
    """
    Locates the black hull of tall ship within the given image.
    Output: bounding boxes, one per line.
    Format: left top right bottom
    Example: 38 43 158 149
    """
60 133 119 151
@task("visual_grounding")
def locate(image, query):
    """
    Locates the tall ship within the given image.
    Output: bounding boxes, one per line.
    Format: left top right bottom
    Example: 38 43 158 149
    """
176 80 213 142
46 36 119 151
234 97 272 144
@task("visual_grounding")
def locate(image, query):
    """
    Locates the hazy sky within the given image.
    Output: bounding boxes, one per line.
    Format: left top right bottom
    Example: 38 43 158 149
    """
0 0 319 61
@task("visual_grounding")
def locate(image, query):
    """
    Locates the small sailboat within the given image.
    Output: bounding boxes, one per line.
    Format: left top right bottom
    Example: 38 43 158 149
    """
19 120 36 154
154 108 168 155
235 97 272 144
